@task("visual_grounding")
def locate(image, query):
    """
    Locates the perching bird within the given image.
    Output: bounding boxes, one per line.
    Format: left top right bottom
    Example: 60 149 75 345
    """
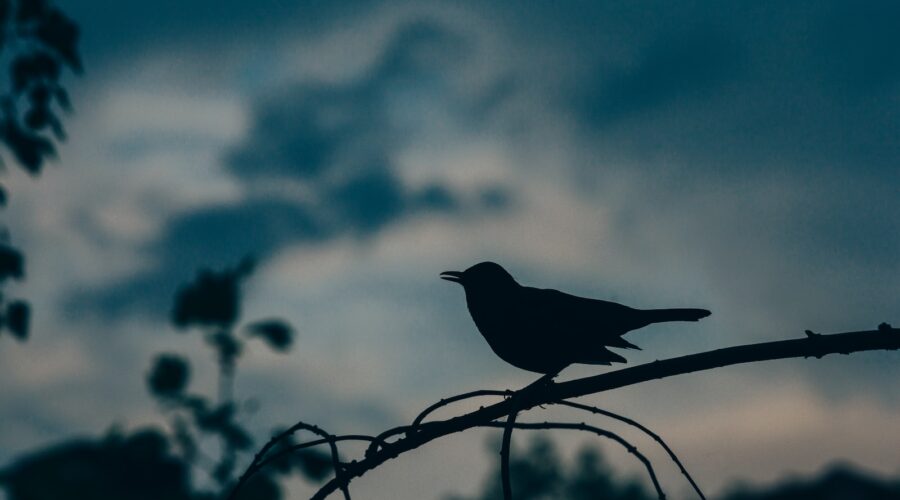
441 262 710 374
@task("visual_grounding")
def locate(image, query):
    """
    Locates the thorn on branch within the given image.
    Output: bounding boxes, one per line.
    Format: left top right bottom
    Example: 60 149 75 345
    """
878 322 893 332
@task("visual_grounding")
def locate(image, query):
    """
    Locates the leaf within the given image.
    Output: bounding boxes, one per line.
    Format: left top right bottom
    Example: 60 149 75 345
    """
245 318 294 352
5 300 30 340
147 354 190 397
170 258 256 330
0 244 25 282
34 8 82 72
1 117 55 174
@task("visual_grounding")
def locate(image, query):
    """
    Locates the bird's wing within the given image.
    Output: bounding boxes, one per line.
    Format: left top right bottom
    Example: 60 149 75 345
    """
522 287 643 348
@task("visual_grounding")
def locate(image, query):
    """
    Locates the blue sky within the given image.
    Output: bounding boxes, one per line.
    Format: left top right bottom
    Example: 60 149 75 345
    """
1 1 899 498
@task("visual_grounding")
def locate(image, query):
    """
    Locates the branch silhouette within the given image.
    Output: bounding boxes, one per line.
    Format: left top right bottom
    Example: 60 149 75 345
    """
405 388 704 497
553 400 705 499
499 410 518 500
230 324 898 500
479 421 666 499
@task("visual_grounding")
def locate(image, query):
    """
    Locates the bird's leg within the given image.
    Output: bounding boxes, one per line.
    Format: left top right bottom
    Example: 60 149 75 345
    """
528 369 561 390
515 369 561 406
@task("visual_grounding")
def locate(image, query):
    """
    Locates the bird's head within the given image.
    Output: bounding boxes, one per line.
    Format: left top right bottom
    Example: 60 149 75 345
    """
440 261 517 290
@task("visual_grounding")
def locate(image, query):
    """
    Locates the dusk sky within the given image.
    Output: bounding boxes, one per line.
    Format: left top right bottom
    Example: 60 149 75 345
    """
1 1 899 498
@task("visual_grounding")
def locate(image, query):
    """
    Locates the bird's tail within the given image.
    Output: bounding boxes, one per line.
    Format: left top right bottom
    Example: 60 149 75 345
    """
643 308 711 323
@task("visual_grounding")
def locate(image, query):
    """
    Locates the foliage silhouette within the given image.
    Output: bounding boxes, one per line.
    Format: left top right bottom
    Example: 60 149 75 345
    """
0 0 81 174
721 465 900 500
0 429 205 500
152 259 329 494
452 436 900 500
0 0 80 344
447 436 651 500
0 260 330 500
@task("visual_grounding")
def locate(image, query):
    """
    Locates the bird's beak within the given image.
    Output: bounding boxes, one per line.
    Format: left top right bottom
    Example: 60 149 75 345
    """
440 271 464 283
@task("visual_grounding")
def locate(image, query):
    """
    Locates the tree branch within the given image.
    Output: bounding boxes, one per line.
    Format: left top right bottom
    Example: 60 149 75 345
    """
229 420 349 500
302 326 898 499
480 421 665 499
554 400 705 499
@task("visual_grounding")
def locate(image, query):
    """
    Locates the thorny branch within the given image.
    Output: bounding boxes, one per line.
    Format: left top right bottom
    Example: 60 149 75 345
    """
229 324 898 500
479 421 666 499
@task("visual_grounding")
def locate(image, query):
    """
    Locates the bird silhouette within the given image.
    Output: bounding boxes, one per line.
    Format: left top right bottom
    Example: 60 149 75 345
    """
441 262 710 374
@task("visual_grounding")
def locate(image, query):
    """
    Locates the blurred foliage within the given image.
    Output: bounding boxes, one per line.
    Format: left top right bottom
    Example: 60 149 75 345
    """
0 0 81 345
0 260 328 499
0 239 28 341
172 257 255 330
0 429 205 500
450 436 900 500
721 465 900 500
448 436 651 500
0 0 81 174
245 318 294 352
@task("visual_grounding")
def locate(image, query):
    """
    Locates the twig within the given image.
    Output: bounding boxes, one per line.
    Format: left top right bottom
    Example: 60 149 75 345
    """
480 421 665 499
500 410 518 500
411 390 512 430
306 326 899 499
554 400 705 499
256 436 375 472
402 388 704 498
326 435 351 500
228 421 346 500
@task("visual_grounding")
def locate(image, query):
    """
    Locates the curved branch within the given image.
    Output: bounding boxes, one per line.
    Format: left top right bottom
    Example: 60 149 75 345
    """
363 390 508 458
480 421 665 499
554 400 705 499
228 421 350 500
307 326 899 499
252 436 376 482
500 410 518 500
393 388 704 498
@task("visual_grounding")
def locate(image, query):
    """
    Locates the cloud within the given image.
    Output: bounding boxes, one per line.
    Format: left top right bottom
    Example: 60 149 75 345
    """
562 2 900 175
76 19 513 316
576 28 744 128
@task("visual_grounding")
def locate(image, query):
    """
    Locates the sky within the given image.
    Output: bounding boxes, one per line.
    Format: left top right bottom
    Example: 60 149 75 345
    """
1 1 899 498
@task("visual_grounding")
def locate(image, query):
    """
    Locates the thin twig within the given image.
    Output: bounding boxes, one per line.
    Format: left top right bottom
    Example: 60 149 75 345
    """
228 421 346 500
480 421 665 499
411 390 512 429
257 436 375 472
393 387 704 498
554 400 705 499
326 435 351 500
500 410 518 500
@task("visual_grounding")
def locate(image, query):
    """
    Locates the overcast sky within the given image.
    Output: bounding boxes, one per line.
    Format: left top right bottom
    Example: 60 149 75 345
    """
1 1 899 498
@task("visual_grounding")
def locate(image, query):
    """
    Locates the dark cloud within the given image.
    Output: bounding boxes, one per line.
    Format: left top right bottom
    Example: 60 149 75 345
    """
77 20 511 316
578 29 744 128
563 1 900 175
64 0 375 64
